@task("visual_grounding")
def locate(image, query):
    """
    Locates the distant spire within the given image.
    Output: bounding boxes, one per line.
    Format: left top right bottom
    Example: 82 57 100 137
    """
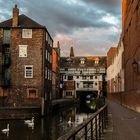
57 41 60 48
70 47 74 57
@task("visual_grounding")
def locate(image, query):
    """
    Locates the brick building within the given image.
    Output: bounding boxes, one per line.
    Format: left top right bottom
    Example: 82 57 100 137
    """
52 41 60 99
122 0 140 112
0 5 53 114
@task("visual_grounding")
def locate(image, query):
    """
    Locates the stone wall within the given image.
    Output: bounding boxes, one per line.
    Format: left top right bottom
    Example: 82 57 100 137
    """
108 90 140 113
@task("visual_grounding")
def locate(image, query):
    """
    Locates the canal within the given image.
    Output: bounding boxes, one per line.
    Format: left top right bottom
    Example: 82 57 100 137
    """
0 100 97 140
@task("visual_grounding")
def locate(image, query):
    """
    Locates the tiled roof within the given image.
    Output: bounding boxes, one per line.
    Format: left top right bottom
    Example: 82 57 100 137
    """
60 56 107 68
0 14 44 28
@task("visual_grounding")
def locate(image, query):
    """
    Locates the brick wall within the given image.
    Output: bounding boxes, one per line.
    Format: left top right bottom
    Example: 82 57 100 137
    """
107 47 117 67
0 28 46 106
108 90 140 113
122 0 140 91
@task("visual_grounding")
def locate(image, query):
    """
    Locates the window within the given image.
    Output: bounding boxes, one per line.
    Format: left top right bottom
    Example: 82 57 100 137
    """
46 50 48 60
3 30 10 44
66 91 72 96
25 65 33 78
48 52 50 61
68 76 73 80
48 69 50 80
27 88 38 98
83 82 93 88
95 58 99 64
90 76 93 79
22 29 32 38
80 58 85 64
82 76 86 80
47 35 53 47
50 54 52 63
45 92 47 101
19 45 27 57
45 67 47 79
77 83 79 88
50 70 52 80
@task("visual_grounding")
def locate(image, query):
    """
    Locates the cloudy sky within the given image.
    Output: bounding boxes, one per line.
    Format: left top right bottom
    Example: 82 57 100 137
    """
0 0 122 56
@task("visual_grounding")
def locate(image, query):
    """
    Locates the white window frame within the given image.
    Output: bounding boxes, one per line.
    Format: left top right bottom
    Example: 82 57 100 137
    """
22 29 32 38
19 45 27 57
25 65 33 78
80 58 85 64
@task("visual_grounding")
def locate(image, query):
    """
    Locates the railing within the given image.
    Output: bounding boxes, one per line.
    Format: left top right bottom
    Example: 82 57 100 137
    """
58 104 108 140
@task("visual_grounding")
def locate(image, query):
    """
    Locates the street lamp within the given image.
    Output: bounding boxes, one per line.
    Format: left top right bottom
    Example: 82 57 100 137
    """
132 59 138 73
118 75 121 92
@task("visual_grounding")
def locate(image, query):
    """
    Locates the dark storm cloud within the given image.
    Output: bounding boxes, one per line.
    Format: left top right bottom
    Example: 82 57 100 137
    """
0 0 118 35
81 0 122 15
0 0 122 56
21 0 116 35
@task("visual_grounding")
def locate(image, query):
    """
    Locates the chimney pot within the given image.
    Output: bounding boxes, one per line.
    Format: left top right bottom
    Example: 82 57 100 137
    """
12 4 19 27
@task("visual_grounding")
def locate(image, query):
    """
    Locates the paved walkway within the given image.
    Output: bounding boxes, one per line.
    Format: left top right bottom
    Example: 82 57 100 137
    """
103 100 140 140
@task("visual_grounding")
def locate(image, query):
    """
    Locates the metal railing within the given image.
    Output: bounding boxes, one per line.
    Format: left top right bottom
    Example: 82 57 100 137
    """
58 104 108 140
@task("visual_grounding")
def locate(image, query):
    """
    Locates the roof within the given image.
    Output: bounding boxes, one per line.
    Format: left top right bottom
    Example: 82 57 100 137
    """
0 14 45 28
60 56 107 68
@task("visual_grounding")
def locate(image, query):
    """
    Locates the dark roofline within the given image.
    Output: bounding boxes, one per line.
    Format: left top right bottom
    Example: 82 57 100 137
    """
0 14 53 41
61 55 107 58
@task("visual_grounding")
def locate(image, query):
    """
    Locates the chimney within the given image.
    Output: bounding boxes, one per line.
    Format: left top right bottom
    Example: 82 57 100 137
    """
57 41 60 55
70 47 74 57
12 4 19 27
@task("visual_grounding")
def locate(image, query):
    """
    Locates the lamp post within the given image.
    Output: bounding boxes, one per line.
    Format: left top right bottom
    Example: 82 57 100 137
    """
113 80 116 93
118 75 121 92
132 59 139 89
132 59 138 73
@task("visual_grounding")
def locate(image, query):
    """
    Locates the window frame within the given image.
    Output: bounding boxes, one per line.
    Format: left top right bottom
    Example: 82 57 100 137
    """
25 65 33 78
19 45 27 57
22 29 32 38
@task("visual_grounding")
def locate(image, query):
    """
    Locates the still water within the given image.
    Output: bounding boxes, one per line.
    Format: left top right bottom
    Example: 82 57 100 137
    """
0 102 95 140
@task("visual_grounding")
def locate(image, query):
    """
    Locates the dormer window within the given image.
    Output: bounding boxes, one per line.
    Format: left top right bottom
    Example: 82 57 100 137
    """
80 58 85 64
95 57 99 64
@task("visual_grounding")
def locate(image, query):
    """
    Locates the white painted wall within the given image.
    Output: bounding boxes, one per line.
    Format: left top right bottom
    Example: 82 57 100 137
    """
107 41 124 92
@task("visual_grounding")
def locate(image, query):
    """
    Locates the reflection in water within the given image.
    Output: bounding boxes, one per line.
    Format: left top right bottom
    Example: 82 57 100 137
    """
0 103 95 140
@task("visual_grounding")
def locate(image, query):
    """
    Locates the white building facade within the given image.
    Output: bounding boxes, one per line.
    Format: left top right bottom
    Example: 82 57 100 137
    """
107 41 124 93
60 56 107 98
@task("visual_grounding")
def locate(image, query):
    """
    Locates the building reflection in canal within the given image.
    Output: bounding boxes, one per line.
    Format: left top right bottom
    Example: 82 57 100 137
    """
0 103 95 140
